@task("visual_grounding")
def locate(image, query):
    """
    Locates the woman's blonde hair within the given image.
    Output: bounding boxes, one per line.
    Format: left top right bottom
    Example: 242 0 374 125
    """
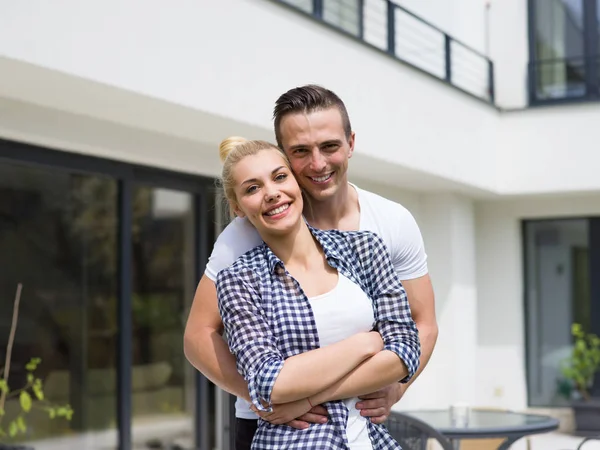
218 137 290 213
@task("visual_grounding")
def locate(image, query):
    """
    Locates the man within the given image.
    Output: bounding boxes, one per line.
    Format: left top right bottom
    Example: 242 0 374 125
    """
184 85 438 450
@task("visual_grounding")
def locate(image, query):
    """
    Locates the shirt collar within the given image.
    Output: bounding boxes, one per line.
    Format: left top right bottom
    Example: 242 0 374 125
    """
262 223 344 274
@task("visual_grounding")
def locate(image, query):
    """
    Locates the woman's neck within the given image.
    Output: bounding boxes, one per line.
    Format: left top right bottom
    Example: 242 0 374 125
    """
262 220 321 269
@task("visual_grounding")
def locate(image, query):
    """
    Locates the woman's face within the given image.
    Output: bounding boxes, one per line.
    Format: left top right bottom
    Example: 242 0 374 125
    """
231 149 303 238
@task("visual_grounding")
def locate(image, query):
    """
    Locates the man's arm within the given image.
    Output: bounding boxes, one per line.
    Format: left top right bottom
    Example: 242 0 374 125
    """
401 273 438 389
183 275 250 401
355 274 437 423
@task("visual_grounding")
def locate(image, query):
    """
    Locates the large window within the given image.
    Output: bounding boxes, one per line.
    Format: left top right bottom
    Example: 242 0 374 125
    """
524 218 600 407
0 140 216 450
529 0 600 103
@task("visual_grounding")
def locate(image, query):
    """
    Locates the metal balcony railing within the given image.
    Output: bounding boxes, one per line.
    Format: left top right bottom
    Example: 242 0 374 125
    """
273 0 495 104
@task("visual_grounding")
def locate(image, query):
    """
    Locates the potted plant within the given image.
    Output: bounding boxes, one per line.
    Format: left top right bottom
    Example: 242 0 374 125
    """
0 284 73 449
559 322 600 436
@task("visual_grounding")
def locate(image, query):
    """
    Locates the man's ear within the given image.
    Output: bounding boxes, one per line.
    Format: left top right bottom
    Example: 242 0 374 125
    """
347 131 356 159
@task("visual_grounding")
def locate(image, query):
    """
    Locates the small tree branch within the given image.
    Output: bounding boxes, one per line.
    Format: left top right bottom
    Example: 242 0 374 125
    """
0 284 23 417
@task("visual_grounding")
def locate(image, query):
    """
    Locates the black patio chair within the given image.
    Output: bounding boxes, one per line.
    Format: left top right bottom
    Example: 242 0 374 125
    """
385 411 454 450
576 436 600 450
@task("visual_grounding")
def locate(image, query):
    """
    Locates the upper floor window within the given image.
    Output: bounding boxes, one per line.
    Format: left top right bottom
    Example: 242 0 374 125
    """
529 0 599 103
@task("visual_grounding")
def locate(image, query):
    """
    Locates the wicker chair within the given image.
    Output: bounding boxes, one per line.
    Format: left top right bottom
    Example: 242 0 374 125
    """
385 412 454 450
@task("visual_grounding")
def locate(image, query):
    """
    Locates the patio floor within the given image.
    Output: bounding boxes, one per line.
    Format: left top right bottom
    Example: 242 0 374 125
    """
527 433 600 450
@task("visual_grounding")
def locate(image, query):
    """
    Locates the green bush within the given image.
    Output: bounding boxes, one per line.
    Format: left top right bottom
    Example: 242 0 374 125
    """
560 323 600 401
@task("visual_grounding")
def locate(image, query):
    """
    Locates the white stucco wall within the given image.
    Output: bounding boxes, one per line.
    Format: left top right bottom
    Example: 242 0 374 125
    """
0 0 500 194
475 194 600 410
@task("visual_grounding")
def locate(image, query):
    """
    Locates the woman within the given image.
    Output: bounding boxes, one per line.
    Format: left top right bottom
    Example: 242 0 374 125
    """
215 137 421 450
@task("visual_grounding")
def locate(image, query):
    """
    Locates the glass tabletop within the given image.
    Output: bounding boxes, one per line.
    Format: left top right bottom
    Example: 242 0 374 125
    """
402 410 560 438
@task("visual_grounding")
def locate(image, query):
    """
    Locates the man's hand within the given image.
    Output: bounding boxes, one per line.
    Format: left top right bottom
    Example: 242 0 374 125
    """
251 401 328 429
355 383 404 424
287 405 328 429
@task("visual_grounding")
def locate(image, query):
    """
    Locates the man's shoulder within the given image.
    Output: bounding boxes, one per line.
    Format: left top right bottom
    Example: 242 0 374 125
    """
355 185 413 218
355 185 419 233
205 217 263 281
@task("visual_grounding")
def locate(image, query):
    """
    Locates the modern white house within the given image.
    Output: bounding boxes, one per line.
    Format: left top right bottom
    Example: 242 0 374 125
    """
1 0 599 449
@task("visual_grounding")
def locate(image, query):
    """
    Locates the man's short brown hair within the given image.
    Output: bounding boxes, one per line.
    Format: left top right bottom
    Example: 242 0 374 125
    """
273 85 353 148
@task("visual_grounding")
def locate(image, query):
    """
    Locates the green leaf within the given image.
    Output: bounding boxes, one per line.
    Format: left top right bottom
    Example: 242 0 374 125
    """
32 381 44 401
48 408 56 419
8 420 18 437
27 373 34 383
0 379 8 394
0 407 5 417
25 357 42 372
16 416 26 433
20 391 32 413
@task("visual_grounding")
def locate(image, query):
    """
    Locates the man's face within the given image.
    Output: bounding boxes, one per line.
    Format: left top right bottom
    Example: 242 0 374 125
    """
278 108 354 202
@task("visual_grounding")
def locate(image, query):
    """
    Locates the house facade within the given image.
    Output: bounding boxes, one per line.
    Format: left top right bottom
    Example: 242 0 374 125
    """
0 1 599 449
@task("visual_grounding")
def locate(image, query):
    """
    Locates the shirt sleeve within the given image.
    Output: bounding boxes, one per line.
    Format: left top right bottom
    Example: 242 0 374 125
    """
216 268 284 412
363 233 421 383
205 218 263 281
390 204 428 280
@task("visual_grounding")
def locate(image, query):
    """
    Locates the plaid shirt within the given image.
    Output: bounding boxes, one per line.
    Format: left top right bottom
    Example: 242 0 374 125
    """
216 226 421 450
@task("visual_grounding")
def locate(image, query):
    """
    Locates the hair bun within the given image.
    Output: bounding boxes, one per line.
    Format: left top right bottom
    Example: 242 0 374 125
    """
219 136 248 163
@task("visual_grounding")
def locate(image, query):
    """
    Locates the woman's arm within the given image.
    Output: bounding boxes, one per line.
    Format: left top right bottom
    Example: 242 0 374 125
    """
307 232 422 405
309 350 408 405
269 331 382 403
217 268 383 411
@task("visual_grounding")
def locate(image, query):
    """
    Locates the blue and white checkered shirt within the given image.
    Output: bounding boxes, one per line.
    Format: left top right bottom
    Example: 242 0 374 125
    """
216 226 421 450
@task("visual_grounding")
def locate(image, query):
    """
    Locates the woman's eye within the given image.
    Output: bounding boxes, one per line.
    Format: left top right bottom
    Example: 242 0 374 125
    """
275 173 287 181
246 185 258 194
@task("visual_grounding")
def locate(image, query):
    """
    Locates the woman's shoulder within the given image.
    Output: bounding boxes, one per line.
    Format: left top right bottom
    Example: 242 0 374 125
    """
217 243 269 285
313 227 385 253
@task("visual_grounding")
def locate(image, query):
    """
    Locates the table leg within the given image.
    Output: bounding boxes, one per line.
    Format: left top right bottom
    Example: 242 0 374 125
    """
497 436 521 450
449 439 461 450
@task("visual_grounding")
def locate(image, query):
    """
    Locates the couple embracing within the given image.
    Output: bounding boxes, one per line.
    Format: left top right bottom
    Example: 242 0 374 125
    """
184 85 438 450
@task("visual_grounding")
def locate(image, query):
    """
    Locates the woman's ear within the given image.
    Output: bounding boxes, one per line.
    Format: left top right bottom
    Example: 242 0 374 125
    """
232 202 245 218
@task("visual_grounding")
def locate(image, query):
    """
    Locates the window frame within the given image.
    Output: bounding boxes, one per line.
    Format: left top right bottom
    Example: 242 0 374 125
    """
0 138 216 450
522 216 600 407
528 0 600 105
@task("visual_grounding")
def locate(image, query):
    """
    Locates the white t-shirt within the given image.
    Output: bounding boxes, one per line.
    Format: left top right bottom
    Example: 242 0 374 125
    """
204 184 428 419
308 273 375 450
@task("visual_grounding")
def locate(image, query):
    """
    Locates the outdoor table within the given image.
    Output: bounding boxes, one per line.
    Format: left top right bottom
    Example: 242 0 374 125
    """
403 409 560 450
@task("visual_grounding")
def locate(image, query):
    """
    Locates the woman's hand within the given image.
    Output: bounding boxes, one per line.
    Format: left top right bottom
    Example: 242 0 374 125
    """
251 398 317 426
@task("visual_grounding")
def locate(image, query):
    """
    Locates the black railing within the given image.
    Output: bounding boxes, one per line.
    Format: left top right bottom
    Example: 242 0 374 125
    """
528 55 600 104
273 0 495 104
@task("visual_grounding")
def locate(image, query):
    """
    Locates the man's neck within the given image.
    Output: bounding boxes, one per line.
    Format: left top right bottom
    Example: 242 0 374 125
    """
304 182 360 231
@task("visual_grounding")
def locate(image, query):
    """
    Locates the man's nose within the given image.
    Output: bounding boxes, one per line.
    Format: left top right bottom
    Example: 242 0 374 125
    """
309 151 326 172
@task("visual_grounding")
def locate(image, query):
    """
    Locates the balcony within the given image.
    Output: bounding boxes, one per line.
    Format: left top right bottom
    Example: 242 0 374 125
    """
273 0 496 104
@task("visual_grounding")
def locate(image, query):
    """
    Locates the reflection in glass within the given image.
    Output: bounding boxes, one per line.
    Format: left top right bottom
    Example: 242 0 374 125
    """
130 186 196 449
282 0 312 14
534 0 586 99
0 163 118 449
525 219 590 407
324 0 360 36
